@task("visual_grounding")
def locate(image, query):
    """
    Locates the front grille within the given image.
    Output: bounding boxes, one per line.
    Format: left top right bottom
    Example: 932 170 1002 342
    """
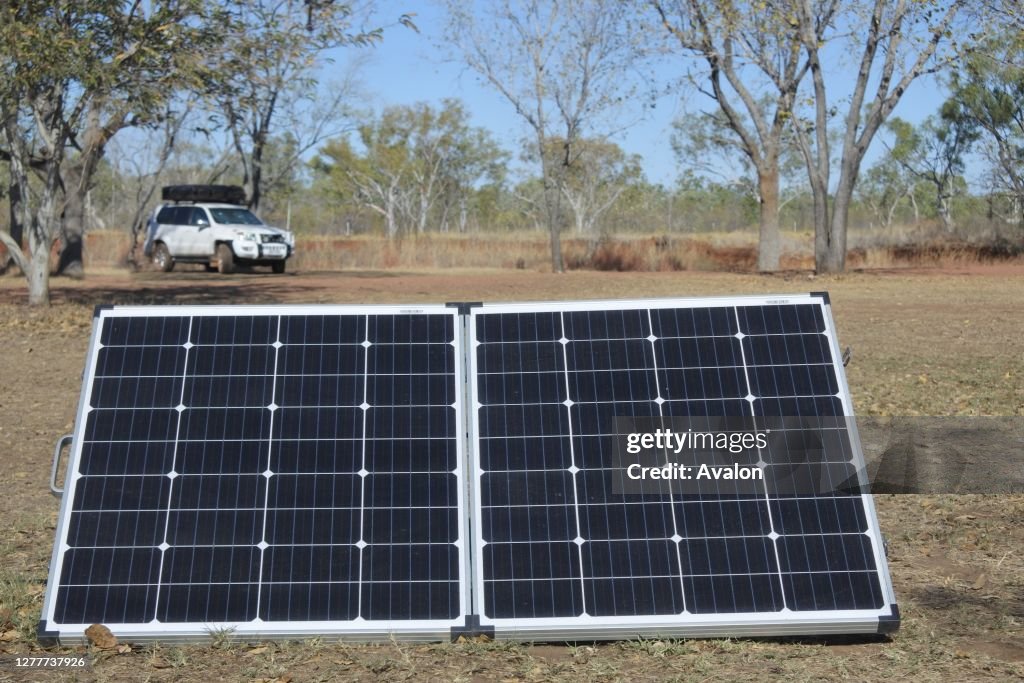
261 234 285 243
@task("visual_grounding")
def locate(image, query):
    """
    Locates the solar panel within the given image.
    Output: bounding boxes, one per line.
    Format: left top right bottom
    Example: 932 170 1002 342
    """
467 294 898 638
42 294 898 644
40 305 469 642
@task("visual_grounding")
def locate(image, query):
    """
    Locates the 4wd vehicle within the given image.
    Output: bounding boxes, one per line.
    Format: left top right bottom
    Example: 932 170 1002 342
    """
143 185 295 274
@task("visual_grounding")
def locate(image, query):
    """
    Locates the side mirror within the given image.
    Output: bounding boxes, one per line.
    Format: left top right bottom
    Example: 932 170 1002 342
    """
196 220 209 229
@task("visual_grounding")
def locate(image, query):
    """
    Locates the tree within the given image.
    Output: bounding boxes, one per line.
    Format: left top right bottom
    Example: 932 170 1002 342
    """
671 105 806 221
898 115 977 232
209 0 405 213
444 0 644 272
945 33 1024 224
652 0 837 272
790 0 966 272
313 100 506 237
543 138 643 236
858 118 922 229
0 0 218 305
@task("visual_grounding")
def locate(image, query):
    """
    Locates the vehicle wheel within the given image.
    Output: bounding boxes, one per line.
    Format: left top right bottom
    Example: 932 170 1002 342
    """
272 260 286 274
153 243 174 272
216 244 235 274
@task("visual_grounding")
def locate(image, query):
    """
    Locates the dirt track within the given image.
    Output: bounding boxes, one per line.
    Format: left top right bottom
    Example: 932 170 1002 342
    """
0 265 1021 681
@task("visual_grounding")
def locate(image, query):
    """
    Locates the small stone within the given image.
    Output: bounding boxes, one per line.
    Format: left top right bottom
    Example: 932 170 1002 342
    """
85 623 118 649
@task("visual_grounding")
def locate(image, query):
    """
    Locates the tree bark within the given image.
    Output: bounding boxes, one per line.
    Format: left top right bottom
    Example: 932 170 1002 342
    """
548 212 564 272
757 169 781 272
819 170 856 272
57 162 87 278
937 188 954 232
26 236 51 306
2 174 25 275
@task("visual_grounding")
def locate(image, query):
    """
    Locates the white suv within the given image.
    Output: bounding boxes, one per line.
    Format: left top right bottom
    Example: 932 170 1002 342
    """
143 186 295 274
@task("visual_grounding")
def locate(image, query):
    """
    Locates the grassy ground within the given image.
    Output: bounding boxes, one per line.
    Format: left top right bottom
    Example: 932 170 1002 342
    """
0 266 1021 681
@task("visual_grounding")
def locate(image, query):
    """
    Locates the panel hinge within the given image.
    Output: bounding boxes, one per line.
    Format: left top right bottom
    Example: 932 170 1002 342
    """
450 615 494 642
446 302 483 316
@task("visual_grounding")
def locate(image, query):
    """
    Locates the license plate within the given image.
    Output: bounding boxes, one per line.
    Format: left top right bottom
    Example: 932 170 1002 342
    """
263 244 286 256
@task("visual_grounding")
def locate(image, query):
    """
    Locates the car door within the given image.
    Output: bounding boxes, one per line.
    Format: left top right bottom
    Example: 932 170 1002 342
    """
176 207 208 257
155 206 187 254
187 207 216 257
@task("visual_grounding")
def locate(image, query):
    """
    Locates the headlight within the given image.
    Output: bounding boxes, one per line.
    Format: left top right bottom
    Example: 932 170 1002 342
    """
235 231 258 242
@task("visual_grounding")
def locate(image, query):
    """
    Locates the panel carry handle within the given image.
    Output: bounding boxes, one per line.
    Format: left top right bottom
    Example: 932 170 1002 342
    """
50 434 73 497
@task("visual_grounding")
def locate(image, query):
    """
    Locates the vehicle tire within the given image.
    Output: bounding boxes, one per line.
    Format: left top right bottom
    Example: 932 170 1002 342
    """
153 243 174 272
272 260 286 274
216 243 235 274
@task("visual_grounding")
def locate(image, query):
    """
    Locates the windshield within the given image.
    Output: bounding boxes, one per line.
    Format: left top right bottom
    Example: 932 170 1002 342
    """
209 208 264 225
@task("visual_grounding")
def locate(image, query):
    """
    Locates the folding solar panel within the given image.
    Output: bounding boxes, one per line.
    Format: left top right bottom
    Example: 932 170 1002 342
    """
40 305 469 643
467 294 898 638
42 293 898 644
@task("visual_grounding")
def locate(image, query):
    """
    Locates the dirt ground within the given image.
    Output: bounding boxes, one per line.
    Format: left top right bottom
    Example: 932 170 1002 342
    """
0 265 1022 682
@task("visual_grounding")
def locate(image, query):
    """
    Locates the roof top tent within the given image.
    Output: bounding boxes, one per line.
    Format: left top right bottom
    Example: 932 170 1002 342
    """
161 185 247 206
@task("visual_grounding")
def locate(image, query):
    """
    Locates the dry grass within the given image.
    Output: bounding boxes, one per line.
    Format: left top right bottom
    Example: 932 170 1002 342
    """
36 228 1023 275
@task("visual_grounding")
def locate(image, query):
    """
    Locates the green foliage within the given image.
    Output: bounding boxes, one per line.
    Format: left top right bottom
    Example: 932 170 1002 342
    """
312 99 508 236
945 30 1024 213
0 0 225 302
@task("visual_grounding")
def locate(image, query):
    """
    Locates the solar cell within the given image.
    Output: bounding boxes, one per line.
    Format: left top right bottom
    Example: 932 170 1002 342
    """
41 305 469 642
468 294 898 638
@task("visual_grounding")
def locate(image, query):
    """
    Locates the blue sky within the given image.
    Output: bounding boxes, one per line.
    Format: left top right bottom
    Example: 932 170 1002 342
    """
324 4 953 188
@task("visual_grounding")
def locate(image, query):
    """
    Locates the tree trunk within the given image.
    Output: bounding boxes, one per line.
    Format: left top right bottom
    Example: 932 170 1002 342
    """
810 185 830 272
2 176 25 275
757 170 781 272
544 183 564 272
58 162 87 279
819 172 855 273
548 218 563 272
937 189 954 232
27 237 51 306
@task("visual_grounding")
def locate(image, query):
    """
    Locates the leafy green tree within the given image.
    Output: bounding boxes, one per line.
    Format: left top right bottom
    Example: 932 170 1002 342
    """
0 0 219 304
900 114 977 231
313 100 506 237
945 32 1024 224
858 118 922 228
536 138 643 236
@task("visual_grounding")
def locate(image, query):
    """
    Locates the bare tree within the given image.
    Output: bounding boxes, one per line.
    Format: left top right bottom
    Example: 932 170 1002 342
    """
791 0 966 272
652 0 837 272
209 0 396 213
444 0 644 272
109 100 197 268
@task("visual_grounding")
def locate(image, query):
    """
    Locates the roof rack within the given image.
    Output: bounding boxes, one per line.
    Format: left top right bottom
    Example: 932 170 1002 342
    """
161 185 247 205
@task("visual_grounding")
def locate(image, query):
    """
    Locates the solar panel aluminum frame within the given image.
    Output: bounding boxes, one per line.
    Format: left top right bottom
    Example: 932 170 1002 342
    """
40 304 472 645
466 293 898 640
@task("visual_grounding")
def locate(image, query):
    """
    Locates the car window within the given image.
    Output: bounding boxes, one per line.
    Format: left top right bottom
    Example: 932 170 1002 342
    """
187 207 210 226
209 208 264 225
156 207 177 224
